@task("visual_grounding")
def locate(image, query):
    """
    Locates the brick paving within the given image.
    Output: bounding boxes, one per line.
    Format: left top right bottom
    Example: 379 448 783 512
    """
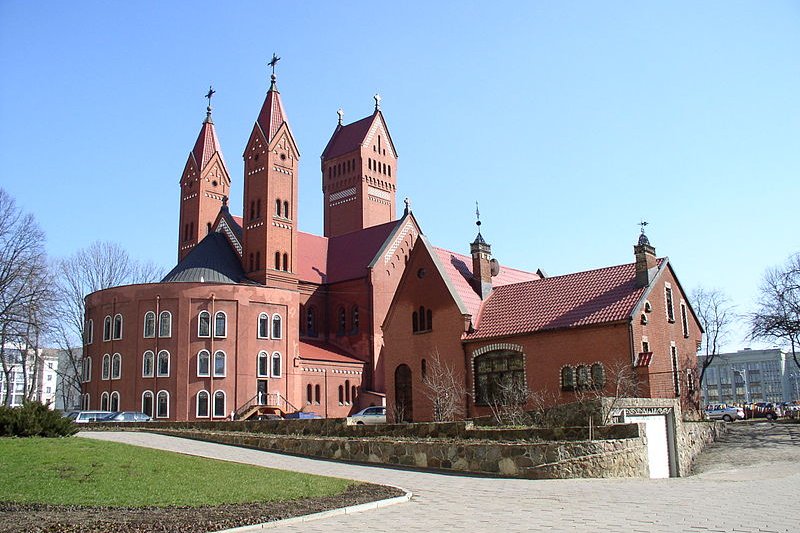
81 422 799 532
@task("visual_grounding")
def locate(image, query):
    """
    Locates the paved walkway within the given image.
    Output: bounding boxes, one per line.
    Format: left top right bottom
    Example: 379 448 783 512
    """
82 423 800 533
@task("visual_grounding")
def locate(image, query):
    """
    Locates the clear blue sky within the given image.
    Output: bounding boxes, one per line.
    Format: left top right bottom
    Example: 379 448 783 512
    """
1 1 798 350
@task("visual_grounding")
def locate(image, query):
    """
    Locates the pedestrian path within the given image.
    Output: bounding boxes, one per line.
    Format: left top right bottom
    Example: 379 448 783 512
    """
81 428 799 533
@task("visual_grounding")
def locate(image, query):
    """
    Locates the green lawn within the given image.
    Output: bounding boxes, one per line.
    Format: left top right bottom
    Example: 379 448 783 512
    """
0 437 352 507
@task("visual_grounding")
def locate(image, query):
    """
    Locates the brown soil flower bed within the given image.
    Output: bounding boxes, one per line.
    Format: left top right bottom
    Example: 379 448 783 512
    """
0 483 404 532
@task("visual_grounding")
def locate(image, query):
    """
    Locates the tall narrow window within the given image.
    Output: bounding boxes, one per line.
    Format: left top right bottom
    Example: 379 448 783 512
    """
338 307 346 335
561 366 576 391
665 286 675 322
283 201 289 219
338 385 344 404
214 311 226 338
680 302 689 338
158 311 172 338
351 385 357 404
101 354 110 380
156 390 169 418
103 316 112 341
345 379 351 404
258 313 269 338
157 350 170 377
412 311 418 333
111 353 122 379
83 357 92 382
257 351 269 377
142 351 154 377
314 384 321 404
275 251 281 270
85 319 94 345
272 315 282 339
101 391 109 411
307 307 317 337
275 198 281 216
213 391 226 418
671 346 680 397
282 253 288 271
197 350 210 377
576 365 590 389
306 384 313 404
110 391 120 411
351 306 359 333
143 312 155 338
271 352 281 378
112 314 123 340
213 350 226 377
197 390 209 418
591 363 606 389
198 311 211 337
142 391 153 417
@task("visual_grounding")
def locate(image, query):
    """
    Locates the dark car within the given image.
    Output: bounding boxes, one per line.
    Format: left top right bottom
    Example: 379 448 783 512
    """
99 411 152 422
748 403 780 420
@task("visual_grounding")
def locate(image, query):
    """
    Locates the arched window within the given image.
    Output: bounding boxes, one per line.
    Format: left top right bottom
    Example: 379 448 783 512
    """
314 384 321 404
561 366 575 391
143 312 156 338
101 354 110 380
213 350 226 377
85 319 94 345
419 306 426 330
103 316 112 341
306 384 313 404
591 363 606 389
271 352 281 378
473 349 525 405
345 379 351 404
427 309 433 331
258 313 269 338
142 391 153 417
214 311 226 338
213 391 226 418
351 385 357 404
257 351 269 377
157 350 170 377
112 314 123 340
394 364 413 422
83 357 92 382
421 358 427 379
100 391 109 411
82 393 90 410
198 311 210 338
196 390 210 418
156 390 169 418
282 253 288 271
272 314 282 339
110 391 120 412
111 353 121 379
158 311 172 338
338 385 344 404
351 306 359 333
412 311 419 333
197 350 210 377
283 201 289 219
337 307 346 335
307 307 317 337
275 251 281 270
275 198 281 216
576 365 590 390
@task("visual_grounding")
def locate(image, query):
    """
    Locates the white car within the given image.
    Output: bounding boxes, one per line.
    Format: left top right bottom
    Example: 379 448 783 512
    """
704 405 744 422
346 406 386 425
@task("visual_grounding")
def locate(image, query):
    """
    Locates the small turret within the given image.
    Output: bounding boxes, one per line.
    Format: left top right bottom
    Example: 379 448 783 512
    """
634 221 658 288
471 202 494 299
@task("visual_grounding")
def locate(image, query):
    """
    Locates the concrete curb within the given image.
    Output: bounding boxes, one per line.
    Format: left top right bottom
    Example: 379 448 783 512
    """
214 487 412 532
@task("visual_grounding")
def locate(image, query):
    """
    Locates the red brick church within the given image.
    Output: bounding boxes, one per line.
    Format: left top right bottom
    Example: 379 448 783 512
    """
81 63 702 422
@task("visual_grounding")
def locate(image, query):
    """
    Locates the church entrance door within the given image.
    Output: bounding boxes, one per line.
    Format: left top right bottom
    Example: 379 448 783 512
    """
394 364 413 422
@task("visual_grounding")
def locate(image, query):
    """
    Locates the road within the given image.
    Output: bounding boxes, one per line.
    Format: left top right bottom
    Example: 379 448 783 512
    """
82 422 800 532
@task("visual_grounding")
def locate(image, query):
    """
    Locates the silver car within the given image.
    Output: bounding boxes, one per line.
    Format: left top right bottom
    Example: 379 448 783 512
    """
346 406 386 425
704 405 744 422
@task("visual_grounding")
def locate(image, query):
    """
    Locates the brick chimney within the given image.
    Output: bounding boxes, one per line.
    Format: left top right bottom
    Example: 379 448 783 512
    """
471 231 493 299
634 230 658 288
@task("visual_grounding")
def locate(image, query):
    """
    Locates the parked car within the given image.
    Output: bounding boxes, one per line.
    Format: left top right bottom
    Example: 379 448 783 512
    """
99 411 152 422
346 406 386 425
748 403 780 420
704 405 745 422
65 410 113 423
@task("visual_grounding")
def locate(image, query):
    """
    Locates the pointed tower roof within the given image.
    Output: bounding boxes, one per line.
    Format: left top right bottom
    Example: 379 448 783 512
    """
321 97 398 160
190 88 226 172
255 73 291 143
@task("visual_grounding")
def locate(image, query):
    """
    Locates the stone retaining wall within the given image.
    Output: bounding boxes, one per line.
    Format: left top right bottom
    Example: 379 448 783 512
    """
146 428 649 479
676 420 726 476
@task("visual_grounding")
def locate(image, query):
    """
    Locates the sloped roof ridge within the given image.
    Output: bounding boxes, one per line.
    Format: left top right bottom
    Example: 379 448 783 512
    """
321 113 376 159
430 245 537 279
496 258 662 292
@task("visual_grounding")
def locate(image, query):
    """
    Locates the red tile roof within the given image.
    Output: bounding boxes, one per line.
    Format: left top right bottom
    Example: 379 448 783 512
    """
299 340 364 365
256 84 288 143
191 119 224 171
464 260 664 340
321 114 375 159
297 231 328 284
434 247 540 317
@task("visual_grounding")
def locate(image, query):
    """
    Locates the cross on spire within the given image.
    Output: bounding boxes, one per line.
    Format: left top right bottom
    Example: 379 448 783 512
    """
268 53 281 76
639 220 649 234
204 86 215 122
475 201 482 228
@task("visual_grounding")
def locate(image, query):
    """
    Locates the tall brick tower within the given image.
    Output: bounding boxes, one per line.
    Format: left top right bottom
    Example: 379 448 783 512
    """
177 87 231 261
320 95 398 237
241 56 300 288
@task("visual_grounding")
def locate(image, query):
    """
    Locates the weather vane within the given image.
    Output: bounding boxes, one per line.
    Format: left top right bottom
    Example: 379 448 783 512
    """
476 201 482 228
374 93 381 111
205 86 215 108
268 53 281 76
639 220 649 234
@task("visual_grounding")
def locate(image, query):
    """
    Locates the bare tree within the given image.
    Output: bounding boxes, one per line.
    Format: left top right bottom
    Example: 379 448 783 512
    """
420 350 466 422
750 253 800 371
0 189 51 406
692 287 736 386
487 376 534 426
573 361 640 425
51 241 164 408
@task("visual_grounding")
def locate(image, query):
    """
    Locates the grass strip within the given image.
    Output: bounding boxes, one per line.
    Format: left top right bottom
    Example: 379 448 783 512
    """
0 437 352 507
